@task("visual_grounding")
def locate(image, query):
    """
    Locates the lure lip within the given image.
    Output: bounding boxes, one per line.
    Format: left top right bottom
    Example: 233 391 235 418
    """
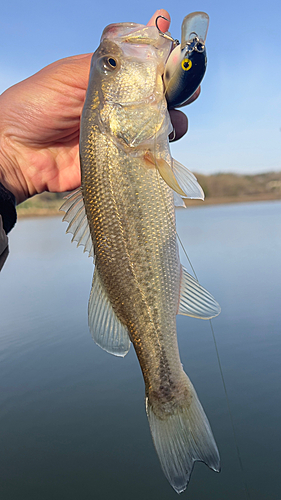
181 11 209 49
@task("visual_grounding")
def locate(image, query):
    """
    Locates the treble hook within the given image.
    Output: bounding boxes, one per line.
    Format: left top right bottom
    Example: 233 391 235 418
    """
155 16 179 46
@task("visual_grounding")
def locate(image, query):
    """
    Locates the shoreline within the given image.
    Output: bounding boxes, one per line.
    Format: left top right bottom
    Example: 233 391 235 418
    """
16 193 281 218
184 193 281 207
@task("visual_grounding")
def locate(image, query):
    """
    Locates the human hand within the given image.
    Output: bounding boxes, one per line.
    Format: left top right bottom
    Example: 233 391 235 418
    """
0 9 199 204
0 53 92 204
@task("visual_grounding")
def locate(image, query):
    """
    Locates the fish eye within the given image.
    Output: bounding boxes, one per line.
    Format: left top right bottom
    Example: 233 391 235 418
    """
101 56 119 72
108 57 117 68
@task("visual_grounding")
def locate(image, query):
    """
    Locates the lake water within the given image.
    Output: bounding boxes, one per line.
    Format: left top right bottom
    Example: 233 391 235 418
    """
0 201 280 500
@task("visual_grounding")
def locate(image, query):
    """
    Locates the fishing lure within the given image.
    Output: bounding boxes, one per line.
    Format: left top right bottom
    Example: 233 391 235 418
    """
159 12 209 108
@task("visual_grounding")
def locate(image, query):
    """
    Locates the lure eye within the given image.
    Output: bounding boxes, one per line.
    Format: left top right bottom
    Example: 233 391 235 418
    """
181 58 192 71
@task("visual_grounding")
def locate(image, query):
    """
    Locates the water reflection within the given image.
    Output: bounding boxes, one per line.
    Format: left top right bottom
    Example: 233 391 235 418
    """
0 202 280 500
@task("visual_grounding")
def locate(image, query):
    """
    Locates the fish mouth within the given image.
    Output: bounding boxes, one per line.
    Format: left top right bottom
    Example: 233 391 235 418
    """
102 22 145 40
101 22 169 50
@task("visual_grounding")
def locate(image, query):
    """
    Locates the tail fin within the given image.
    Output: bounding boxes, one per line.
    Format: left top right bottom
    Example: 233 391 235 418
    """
146 380 220 493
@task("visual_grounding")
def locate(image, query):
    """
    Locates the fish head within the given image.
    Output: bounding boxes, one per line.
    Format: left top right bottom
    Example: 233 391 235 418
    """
83 23 172 148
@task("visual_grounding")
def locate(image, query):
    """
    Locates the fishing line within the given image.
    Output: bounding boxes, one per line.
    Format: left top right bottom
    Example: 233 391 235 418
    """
155 159 250 497
176 218 251 500
155 150 251 497
176 229 198 280
209 319 251 500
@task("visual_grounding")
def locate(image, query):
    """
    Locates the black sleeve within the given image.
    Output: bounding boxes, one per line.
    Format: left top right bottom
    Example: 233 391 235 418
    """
0 182 17 234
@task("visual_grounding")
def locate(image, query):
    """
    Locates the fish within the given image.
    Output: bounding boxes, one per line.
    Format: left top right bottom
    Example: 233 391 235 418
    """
61 21 220 493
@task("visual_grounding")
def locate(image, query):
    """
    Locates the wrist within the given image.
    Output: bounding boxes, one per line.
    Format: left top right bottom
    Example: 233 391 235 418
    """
0 128 30 205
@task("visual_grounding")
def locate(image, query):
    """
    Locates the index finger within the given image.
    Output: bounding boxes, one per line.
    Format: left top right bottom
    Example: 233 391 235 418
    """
147 9 171 32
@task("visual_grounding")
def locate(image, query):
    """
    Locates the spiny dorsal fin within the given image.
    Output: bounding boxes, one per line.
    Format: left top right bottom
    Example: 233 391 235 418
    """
174 192 186 207
60 188 94 258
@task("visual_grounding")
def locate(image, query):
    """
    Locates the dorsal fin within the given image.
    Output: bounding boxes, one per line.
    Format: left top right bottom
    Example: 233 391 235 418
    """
60 188 94 258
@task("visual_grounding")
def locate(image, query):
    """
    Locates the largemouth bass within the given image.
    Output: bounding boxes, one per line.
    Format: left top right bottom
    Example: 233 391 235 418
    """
62 21 220 493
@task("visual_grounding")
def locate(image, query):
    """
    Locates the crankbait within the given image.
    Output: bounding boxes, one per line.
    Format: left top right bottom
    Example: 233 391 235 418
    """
159 12 209 108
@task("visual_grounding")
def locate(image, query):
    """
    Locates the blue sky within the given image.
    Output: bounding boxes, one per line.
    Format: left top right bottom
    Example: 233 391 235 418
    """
1 0 280 174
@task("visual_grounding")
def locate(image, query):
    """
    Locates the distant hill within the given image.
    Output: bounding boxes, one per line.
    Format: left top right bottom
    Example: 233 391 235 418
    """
185 171 281 206
17 171 281 217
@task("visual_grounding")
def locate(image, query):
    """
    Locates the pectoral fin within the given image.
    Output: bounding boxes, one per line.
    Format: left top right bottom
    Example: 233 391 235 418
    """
144 152 204 200
144 151 187 196
172 158 204 200
156 158 188 197
88 268 131 357
178 266 221 319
